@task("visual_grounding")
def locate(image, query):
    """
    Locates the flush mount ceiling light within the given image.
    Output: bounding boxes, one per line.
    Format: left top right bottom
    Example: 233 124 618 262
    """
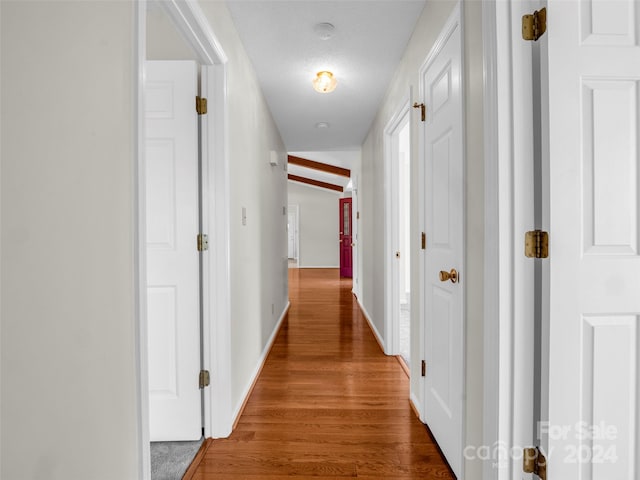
312 71 337 93
315 122 330 129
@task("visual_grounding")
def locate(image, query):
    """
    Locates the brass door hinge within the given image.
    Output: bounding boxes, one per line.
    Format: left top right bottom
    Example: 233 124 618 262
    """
523 447 547 480
413 102 425 122
197 234 209 252
421 232 426 250
199 370 210 389
525 230 549 258
522 7 547 41
196 96 208 115
421 360 426 377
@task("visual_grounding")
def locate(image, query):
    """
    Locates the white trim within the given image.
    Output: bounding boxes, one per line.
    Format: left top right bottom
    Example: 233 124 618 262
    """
296 265 340 269
134 3 151 480
231 302 291 424
482 1 538 478
481 1 507 479
135 2 231 477
356 298 385 353
410 392 423 419
383 93 411 357
201 62 233 438
350 174 362 299
287 204 300 262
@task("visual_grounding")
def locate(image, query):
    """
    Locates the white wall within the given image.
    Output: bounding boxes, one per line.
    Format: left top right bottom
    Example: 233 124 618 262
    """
360 0 484 477
146 3 199 61
198 1 289 413
288 182 340 268
1 2 139 479
1 1 289 477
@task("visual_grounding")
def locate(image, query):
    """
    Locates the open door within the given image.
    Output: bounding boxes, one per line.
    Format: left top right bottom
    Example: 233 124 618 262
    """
420 7 464 477
339 198 352 278
145 60 202 441
542 1 640 477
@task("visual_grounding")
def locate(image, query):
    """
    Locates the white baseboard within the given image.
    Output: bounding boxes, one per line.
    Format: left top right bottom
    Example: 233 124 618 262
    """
297 265 339 269
410 391 423 422
356 298 386 353
231 301 290 426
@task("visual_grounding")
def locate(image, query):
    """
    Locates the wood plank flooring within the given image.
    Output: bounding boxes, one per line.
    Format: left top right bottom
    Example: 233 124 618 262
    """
190 268 455 479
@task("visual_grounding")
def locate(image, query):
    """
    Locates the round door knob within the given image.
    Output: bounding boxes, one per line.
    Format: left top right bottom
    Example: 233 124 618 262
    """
439 268 459 283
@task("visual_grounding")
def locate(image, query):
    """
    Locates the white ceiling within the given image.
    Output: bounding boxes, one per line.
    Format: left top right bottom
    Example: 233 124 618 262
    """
226 0 426 153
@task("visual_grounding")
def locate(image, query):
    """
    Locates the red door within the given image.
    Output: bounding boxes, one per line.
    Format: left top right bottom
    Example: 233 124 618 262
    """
339 198 352 278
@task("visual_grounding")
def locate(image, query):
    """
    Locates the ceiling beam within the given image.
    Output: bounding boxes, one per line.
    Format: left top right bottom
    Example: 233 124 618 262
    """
288 174 343 192
288 155 351 178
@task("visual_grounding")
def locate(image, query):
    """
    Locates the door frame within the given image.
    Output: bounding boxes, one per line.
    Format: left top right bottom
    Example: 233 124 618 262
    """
287 204 299 262
350 175 362 299
383 93 412 356
135 1 231 478
482 0 537 477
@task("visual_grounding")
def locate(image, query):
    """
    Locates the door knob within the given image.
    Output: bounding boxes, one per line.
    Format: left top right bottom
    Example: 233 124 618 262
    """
439 268 459 283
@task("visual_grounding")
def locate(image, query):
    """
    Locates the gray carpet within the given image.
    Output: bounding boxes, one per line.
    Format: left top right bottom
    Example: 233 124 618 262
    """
151 438 204 480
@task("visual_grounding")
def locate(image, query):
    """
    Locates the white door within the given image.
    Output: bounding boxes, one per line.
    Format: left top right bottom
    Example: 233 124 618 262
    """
145 60 202 441
420 9 464 478
544 1 640 478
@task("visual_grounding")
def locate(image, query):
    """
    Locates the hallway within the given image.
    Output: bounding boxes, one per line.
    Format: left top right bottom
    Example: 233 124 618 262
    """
187 269 454 479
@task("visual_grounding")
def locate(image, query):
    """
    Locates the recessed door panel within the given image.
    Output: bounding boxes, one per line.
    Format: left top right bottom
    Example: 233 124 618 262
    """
147 286 178 398
432 130 452 248
146 139 177 250
582 80 638 255
429 286 452 418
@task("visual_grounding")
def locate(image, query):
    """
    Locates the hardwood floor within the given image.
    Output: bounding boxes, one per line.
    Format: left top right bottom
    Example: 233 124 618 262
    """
189 268 455 479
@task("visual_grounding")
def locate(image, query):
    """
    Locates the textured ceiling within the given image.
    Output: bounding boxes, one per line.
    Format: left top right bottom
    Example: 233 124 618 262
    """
226 0 426 152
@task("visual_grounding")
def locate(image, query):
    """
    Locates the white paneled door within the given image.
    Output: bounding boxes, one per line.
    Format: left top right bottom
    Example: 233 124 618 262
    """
145 61 202 441
420 8 464 478
544 1 640 478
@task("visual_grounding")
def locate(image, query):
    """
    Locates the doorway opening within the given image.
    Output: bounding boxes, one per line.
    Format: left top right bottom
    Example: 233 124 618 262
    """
384 95 411 365
136 2 231 479
287 204 299 268
339 198 353 278
397 122 411 366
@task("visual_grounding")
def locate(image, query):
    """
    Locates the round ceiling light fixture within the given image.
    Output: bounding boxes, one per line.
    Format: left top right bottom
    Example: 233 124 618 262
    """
315 122 330 129
313 22 335 40
312 71 337 93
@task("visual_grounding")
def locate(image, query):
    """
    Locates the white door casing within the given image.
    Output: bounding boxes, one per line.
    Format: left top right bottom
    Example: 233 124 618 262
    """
543 1 640 478
287 205 299 260
384 96 411 356
420 5 465 477
145 60 202 441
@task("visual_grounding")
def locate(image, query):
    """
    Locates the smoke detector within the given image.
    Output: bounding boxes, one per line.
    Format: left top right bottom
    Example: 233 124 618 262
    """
313 22 335 40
